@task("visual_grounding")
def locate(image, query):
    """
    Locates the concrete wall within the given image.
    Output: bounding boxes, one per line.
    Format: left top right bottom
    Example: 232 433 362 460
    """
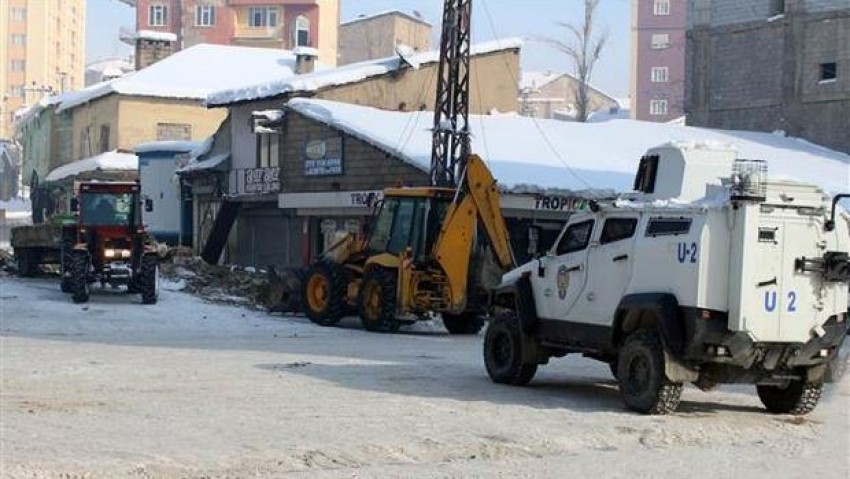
339 12 432 65
686 4 850 153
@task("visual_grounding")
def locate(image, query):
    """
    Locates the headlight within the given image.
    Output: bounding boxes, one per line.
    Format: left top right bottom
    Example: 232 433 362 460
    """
104 249 116 258
121 249 132 258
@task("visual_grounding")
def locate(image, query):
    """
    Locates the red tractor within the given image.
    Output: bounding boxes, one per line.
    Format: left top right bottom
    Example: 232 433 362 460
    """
64 181 160 304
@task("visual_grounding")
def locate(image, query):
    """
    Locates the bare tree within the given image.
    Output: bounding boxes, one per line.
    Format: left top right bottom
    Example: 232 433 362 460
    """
544 0 608 122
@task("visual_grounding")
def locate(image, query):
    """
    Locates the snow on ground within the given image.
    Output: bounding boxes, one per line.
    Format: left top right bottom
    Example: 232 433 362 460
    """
287 98 850 194
1 275 847 478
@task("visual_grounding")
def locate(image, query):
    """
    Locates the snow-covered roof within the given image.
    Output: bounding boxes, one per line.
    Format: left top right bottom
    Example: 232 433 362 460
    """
177 153 229 173
205 38 523 107
57 44 306 113
341 10 432 27
134 140 202 154
286 98 850 194
45 151 138 182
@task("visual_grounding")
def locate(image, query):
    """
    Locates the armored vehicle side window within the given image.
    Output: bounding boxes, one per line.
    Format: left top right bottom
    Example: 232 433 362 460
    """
557 220 594 255
646 217 691 237
600 218 638 244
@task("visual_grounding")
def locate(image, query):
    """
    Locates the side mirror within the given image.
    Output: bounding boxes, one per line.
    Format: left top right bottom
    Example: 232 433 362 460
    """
144 198 153 212
70 198 79 212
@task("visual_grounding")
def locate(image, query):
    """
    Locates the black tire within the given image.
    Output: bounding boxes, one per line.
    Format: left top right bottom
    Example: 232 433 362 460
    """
302 261 349 326
609 359 619 379
60 231 75 293
483 313 538 385
442 312 485 335
756 381 822 415
358 268 400 333
67 250 90 304
617 330 683 415
138 254 159 305
16 249 35 277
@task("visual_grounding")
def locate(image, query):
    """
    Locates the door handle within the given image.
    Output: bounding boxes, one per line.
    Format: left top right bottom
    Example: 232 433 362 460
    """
565 265 582 273
612 254 629 262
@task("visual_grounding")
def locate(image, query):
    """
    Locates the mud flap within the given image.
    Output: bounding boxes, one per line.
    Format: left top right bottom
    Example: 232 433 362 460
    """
664 349 698 383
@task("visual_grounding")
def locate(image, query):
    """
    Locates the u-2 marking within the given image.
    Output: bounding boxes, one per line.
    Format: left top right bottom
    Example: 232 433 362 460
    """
677 242 698 264
764 291 797 313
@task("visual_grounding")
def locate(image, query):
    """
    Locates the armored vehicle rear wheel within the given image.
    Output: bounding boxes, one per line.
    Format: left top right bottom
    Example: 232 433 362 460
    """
358 268 400 333
617 330 683 415
302 261 348 327
756 381 822 415
67 250 90 304
483 314 538 386
442 312 485 335
138 254 159 305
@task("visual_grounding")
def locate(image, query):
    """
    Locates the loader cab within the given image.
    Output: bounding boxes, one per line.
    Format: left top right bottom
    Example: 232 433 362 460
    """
366 188 453 261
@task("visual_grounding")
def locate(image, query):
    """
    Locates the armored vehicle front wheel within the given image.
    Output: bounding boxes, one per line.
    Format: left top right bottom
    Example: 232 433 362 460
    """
617 330 683 415
756 380 822 415
358 268 400 333
442 312 485 335
302 261 349 327
483 314 538 386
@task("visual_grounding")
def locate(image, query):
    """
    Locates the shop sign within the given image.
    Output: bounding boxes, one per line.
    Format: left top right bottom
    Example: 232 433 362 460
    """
532 194 590 212
243 167 281 194
304 137 343 176
349 191 383 207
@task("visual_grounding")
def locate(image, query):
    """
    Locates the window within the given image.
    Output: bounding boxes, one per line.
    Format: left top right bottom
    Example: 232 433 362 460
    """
769 0 786 16
257 134 280 168
294 15 310 46
651 66 669 83
653 0 670 15
633 155 659 193
10 59 25 71
99 125 110 153
156 123 191 141
10 85 24 98
10 34 26 46
11 8 26 21
600 218 638 245
149 4 168 27
249 7 279 27
649 99 668 116
195 5 215 27
646 218 692 237
557 220 595 255
651 33 669 49
820 62 837 82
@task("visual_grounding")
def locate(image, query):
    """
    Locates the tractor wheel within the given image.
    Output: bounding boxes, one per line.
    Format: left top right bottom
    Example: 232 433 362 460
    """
60 232 75 293
442 312 485 335
358 267 400 333
483 313 538 385
302 261 349 326
757 381 822 415
617 330 683 415
67 250 90 304
138 254 159 305
16 249 35 277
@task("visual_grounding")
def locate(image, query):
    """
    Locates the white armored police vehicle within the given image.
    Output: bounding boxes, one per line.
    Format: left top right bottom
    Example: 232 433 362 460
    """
484 142 850 415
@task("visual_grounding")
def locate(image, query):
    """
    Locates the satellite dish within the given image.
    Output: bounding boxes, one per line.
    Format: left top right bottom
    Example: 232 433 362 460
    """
395 44 421 70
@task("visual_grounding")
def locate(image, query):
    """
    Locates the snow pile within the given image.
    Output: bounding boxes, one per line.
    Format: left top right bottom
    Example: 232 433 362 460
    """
45 151 138 182
134 140 202 154
57 44 306 113
341 10 432 26
205 38 523 106
286 98 850 194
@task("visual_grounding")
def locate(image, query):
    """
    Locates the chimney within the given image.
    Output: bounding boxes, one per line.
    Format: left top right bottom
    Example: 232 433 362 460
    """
294 47 319 74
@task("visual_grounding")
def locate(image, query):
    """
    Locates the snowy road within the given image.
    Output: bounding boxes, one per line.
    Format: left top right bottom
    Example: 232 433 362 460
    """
1 276 848 478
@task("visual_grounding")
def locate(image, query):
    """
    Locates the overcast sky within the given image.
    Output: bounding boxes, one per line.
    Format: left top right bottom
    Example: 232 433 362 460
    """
86 0 631 97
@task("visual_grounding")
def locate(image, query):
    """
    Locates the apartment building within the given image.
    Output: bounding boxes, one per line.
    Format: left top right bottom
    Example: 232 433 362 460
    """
630 0 686 122
0 0 86 139
129 1 339 65
687 0 850 153
338 10 432 65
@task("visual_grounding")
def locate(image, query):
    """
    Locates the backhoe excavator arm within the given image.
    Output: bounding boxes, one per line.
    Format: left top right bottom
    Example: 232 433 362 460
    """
432 154 514 312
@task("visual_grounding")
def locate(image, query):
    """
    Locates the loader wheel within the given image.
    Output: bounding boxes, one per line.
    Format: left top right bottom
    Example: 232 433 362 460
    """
67 250 90 304
138 254 159 305
617 330 683 415
483 313 538 385
442 312 485 335
358 268 400 333
757 381 822 415
302 261 348 326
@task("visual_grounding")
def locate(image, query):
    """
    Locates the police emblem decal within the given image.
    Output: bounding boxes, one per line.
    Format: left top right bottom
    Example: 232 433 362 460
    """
556 265 570 300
